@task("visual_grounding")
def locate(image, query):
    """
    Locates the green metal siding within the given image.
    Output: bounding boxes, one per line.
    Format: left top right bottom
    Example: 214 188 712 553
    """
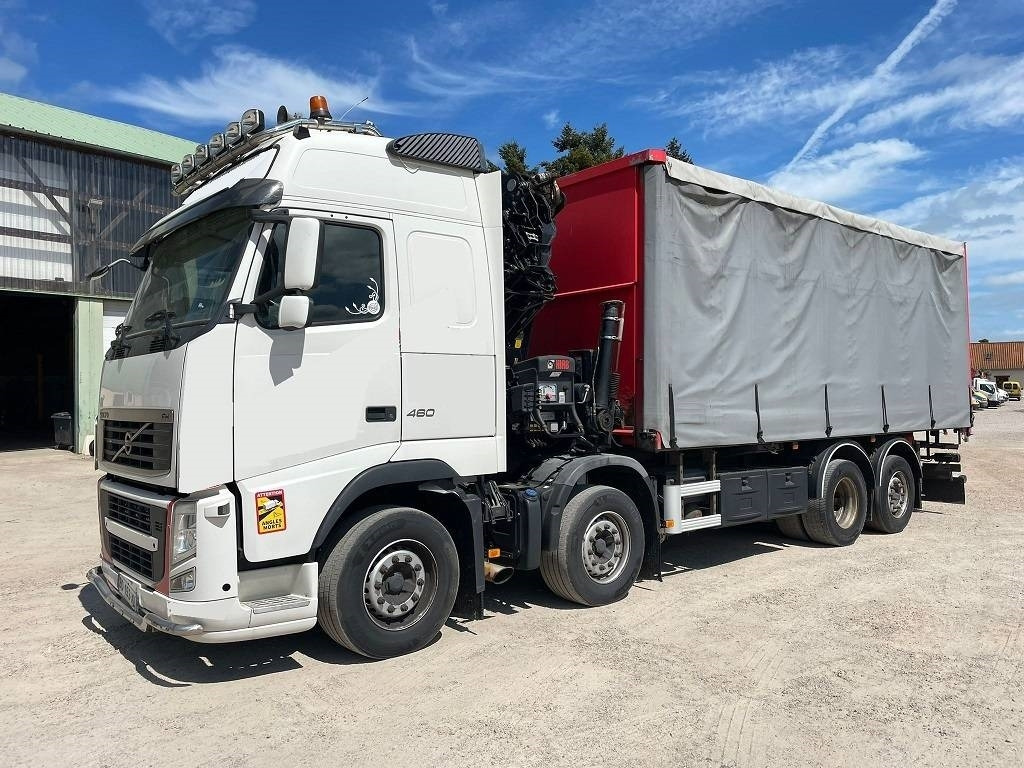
74 297 103 453
0 92 195 164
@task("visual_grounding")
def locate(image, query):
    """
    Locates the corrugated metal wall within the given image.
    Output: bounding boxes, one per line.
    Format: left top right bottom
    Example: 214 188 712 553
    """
0 133 177 298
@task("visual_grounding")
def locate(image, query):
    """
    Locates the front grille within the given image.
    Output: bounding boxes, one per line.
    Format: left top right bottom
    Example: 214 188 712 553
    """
109 536 154 579
101 411 173 473
107 494 153 535
102 488 166 582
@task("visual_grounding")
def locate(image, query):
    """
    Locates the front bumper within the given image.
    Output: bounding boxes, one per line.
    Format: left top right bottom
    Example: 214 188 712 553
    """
86 561 318 643
87 566 203 636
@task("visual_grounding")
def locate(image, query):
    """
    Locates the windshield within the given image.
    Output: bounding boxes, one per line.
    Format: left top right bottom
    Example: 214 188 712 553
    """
119 207 251 355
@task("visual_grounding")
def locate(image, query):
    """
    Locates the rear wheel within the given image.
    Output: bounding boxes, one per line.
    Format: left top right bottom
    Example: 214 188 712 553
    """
801 459 867 546
868 455 915 534
540 485 644 606
317 506 459 659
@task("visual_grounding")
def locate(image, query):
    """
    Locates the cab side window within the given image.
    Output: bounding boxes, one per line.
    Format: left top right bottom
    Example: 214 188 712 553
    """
255 221 384 329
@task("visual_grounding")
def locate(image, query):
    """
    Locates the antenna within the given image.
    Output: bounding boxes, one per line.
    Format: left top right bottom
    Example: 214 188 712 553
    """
338 96 368 122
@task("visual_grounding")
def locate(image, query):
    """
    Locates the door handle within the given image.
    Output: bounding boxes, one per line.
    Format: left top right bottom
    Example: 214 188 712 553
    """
365 406 397 422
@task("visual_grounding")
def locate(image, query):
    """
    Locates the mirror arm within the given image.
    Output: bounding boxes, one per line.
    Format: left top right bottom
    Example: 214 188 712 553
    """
227 301 259 320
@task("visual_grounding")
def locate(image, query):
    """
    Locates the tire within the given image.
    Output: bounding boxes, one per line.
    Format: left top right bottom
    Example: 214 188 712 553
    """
868 455 915 534
540 485 645 606
317 506 459 659
775 514 809 541
801 459 867 547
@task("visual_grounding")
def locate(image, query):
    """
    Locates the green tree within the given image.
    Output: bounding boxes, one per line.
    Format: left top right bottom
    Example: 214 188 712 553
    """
541 122 625 177
666 137 694 164
497 140 536 175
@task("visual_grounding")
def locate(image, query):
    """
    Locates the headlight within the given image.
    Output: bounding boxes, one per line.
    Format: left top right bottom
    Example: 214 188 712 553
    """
171 502 197 565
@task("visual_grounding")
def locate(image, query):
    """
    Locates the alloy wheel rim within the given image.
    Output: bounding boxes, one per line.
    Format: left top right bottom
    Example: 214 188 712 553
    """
582 510 630 582
887 472 909 518
363 539 436 631
832 477 859 528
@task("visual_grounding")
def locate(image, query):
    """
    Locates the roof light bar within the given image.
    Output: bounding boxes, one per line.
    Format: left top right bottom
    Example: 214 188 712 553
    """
180 154 196 175
194 144 211 166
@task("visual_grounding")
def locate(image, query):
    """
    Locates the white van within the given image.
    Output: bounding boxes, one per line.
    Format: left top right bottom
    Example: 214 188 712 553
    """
973 378 1002 406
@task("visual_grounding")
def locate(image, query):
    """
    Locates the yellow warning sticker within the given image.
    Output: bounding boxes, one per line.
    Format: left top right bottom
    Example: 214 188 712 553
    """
256 489 287 534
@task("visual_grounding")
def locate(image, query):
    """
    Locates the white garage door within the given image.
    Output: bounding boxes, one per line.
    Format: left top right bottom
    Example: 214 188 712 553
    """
102 300 130 353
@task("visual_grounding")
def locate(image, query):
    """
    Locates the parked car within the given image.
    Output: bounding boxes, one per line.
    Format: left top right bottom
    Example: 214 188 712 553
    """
971 389 988 410
973 378 1002 406
1002 380 1021 400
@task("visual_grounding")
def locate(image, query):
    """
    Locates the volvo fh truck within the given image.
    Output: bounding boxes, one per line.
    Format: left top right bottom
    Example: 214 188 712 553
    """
86 97 971 658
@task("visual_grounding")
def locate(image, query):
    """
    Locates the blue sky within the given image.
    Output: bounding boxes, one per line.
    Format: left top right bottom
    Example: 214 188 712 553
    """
2 0 1022 340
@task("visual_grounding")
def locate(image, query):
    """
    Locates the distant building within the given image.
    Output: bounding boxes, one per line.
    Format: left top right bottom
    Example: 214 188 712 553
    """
970 341 1024 387
1 92 194 452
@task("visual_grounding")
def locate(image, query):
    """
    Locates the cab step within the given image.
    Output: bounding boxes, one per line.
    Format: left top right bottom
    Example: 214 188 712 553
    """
245 595 311 615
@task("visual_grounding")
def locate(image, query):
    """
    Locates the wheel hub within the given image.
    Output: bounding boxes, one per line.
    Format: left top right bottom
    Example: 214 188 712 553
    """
582 511 629 582
364 546 428 627
887 472 909 518
832 476 858 528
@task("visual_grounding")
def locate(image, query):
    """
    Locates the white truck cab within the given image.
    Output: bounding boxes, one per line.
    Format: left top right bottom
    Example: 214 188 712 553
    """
89 104 510 652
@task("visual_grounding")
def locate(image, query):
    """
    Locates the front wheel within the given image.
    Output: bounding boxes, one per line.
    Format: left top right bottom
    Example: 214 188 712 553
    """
317 506 459 659
540 485 645 606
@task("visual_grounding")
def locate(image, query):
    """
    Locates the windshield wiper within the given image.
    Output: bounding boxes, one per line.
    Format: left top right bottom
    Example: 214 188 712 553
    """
108 323 132 358
144 309 180 348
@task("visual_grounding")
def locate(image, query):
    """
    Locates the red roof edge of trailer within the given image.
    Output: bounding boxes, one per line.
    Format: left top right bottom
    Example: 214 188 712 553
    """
556 149 667 189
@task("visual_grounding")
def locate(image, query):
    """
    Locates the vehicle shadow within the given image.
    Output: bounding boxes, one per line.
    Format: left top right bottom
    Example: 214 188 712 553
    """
659 522 827 576
78 584 374 687
78 523 828 685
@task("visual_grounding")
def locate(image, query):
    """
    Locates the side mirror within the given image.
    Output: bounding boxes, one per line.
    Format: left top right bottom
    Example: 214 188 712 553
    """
284 217 320 291
278 295 311 329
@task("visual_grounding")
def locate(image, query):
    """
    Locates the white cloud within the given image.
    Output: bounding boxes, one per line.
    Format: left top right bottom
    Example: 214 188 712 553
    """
767 139 925 205
786 0 957 168
0 20 36 85
107 46 413 123
144 0 256 47
409 0 782 103
407 39 557 100
636 47 870 133
542 109 560 129
874 158 1024 266
985 270 1024 285
839 53 1024 138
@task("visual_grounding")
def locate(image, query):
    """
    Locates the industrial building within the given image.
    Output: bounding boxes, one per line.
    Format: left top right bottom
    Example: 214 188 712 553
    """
971 341 1024 388
0 92 193 452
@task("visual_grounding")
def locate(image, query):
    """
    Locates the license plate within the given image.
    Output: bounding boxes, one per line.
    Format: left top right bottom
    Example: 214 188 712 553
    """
116 572 141 614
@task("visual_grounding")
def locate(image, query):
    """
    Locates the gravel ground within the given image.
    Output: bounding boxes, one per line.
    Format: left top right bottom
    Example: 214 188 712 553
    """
1 407 1022 768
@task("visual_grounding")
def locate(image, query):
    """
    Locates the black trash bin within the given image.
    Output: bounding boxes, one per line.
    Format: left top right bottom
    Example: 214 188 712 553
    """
51 412 73 450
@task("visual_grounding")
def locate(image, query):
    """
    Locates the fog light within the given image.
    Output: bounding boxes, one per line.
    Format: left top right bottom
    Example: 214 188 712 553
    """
170 568 196 593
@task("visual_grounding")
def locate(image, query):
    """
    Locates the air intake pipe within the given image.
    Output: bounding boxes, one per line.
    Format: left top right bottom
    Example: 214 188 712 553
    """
592 300 624 433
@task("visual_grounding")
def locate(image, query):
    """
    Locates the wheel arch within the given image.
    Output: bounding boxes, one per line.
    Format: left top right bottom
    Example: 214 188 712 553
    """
311 460 485 617
529 454 661 579
871 438 923 513
810 441 875 502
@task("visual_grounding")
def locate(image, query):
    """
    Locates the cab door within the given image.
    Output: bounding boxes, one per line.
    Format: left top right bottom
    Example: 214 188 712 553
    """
233 212 401 481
